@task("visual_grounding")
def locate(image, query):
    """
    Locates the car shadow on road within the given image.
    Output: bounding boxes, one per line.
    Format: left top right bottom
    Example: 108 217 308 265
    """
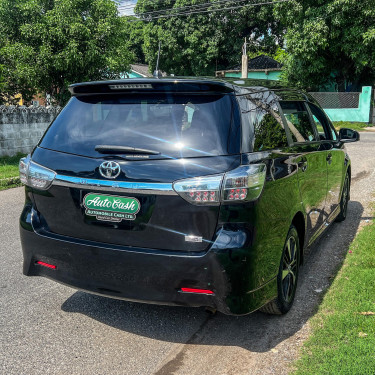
61 200 363 353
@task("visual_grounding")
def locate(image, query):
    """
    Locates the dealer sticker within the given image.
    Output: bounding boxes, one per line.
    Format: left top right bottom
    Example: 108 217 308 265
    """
83 193 140 222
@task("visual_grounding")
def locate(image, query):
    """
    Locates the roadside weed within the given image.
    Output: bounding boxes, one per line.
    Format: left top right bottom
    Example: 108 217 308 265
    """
0 153 26 190
293 221 375 374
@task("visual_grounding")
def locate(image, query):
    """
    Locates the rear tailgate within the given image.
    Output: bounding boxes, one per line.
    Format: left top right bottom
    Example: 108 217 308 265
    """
31 148 241 252
30 83 241 252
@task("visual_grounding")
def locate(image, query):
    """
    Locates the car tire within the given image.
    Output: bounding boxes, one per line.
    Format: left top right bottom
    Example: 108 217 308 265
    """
335 173 350 222
260 225 300 315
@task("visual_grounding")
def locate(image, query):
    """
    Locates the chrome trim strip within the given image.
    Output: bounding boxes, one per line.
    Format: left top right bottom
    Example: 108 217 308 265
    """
53 175 177 196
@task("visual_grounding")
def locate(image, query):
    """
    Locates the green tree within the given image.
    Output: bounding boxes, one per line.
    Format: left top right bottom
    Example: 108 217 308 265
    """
0 0 134 105
275 0 375 90
125 18 147 64
247 46 288 64
134 0 284 76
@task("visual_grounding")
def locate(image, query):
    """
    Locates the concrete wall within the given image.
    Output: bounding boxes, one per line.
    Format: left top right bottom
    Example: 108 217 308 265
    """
0 106 61 157
128 71 144 78
324 86 372 123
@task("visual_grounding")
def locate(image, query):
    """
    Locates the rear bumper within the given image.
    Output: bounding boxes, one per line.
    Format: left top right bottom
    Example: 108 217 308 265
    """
20 206 277 315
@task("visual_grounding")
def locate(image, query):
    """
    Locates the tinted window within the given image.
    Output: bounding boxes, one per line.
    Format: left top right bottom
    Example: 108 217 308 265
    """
239 91 288 152
253 110 288 151
280 101 317 143
308 103 333 140
40 94 238 158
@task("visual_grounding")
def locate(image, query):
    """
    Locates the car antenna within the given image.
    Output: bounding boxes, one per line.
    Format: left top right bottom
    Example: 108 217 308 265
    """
153 41 162 78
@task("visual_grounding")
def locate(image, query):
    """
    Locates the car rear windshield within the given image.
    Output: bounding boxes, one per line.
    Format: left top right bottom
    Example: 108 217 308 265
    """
39 93 239 158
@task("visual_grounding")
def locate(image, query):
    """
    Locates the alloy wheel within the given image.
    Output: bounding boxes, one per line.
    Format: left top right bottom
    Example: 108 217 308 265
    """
341 175 349 218
281 235 298 303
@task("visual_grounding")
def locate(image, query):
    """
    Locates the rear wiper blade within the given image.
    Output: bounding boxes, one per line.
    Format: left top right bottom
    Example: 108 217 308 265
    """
95 145 160 155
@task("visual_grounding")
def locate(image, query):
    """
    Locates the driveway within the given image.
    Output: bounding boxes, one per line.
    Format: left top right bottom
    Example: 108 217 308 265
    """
1 133 374 375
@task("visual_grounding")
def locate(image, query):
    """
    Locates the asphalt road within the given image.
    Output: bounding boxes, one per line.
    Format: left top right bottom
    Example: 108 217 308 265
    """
1 133 374 375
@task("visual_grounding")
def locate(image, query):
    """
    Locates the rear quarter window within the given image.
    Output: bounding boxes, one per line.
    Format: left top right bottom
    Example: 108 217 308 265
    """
238 90 289 152
280 101 317 143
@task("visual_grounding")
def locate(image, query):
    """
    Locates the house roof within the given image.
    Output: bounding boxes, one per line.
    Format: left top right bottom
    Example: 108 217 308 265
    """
231 55 283 71
130 63 168 77
130 64 152 77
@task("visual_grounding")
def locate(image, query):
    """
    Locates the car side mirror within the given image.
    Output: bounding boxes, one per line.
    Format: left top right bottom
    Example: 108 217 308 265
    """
339 128 360 143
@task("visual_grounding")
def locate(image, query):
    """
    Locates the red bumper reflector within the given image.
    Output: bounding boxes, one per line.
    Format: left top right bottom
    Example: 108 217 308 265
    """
180 288 214 295
36 261 57 270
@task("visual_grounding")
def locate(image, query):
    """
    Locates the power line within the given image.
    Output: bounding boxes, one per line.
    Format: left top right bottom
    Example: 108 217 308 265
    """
134 0 252 17
118 0 181 14
126 0 292 21
144 1 288 20
125 0 354 23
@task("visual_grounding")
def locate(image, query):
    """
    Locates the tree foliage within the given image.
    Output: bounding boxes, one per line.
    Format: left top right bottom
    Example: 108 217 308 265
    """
124 18 147 64
274 0 375 90
1 0 373 103
134 0 284 76
0 0 133 105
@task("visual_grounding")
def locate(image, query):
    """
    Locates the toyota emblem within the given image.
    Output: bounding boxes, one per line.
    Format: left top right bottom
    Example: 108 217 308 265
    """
99 161 121 179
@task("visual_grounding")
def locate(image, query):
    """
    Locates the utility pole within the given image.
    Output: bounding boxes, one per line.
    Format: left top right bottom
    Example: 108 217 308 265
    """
153 41 162 78
241 37 248 79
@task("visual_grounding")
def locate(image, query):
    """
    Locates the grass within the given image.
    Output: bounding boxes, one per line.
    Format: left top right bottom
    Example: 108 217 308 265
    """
292 219 375 375
333 121 371 132
0 153 26 190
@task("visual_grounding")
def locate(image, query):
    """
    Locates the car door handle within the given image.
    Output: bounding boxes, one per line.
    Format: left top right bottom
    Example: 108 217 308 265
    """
326 153 332 164
298 158 308 172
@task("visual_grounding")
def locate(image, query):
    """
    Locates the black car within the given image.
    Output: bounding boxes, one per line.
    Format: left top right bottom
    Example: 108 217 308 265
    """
19 78 359 315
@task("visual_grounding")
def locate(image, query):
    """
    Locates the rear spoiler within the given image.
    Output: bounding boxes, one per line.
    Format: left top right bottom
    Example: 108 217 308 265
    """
68 79 235 96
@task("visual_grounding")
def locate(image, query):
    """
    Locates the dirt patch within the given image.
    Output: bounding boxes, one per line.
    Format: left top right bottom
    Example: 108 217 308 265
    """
352 170 371 182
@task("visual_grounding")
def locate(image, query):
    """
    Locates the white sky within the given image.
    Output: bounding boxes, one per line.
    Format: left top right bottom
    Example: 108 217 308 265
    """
117 0 137 16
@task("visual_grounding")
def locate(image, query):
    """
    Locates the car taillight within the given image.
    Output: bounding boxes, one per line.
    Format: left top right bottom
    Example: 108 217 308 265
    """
19 155 56 190
173 174 222 205
19 156 30 185
222 165 266 202
173 164 266 205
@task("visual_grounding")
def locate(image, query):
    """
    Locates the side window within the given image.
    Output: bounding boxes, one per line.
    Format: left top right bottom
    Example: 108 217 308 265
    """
328 122 338 141
238 95 289 152
280 101 317 143
307 103 335 141
253 107 288 151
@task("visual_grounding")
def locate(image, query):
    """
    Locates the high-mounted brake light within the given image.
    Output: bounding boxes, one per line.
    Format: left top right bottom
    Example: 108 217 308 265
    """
173 164 266 205
109 84 153 90
180 288 214 295
19 155 56 190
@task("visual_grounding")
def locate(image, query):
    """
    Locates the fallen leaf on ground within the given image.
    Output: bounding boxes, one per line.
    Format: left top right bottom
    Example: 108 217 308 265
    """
271 348 279 353
358 332 368 338
358 312 375 316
